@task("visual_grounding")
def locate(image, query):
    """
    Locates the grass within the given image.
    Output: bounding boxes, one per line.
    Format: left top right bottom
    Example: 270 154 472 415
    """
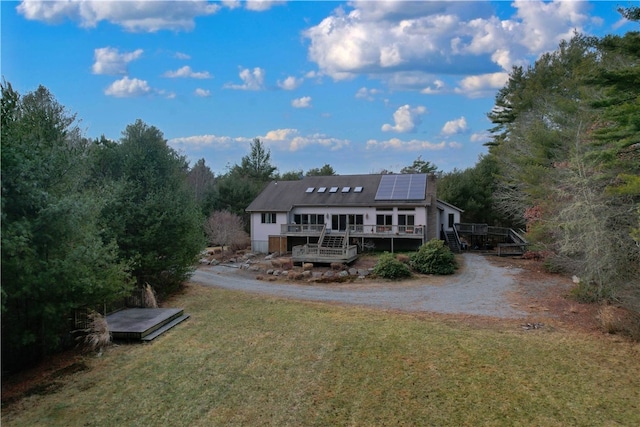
3 283 640 426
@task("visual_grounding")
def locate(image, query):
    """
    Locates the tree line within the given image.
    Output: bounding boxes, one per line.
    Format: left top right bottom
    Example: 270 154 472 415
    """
449 8 639 320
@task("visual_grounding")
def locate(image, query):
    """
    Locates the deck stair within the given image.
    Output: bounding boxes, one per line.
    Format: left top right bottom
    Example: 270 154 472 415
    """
321 234 345 248
444 231 461 253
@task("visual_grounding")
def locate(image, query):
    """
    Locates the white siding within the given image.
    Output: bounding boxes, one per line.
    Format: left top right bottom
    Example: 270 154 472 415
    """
250 212 284 253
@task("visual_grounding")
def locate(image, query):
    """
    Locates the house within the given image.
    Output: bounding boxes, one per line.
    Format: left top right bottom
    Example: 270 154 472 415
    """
246 173 463 263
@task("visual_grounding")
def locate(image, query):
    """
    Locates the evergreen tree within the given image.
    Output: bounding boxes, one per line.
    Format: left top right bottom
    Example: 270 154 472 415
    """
1 83 132 372
97 120 205 295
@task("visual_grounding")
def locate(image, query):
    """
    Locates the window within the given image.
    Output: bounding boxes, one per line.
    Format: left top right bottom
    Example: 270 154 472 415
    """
448 213 455 229
342 186 351 193
294 214 324 225
305 187 315 193
354 186 363 193
318 187 327 193
329 187 339 193
376 214 393 232
261 213 276 224
398 214 415 233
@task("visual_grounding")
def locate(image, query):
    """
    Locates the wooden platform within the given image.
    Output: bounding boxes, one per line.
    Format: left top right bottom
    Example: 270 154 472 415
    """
106 308 190 341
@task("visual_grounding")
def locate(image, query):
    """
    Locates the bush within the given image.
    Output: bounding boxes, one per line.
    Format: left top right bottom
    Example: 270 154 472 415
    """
410 239 457 275
373 252 412 279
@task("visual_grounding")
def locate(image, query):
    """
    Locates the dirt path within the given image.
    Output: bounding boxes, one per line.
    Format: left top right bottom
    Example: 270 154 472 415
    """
191 253 529 318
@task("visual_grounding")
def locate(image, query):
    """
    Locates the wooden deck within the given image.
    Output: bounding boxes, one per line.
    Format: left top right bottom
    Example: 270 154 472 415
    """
106 308 190 341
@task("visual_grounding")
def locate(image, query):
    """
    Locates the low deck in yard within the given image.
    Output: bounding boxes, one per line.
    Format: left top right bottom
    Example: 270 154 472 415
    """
106 308 190 341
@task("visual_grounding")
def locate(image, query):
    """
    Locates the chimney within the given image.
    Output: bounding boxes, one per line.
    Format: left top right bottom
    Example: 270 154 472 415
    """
426 173 438 241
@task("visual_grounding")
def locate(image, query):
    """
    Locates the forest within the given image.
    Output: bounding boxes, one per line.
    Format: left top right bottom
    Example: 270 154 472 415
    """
2 8 638 372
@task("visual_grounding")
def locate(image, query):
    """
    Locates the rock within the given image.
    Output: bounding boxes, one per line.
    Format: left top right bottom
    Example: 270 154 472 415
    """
338 271 349 278
303 263 314 271
323 271 335 278
266 269 274 275
348 268 358 276
330 262 343 270
302 271 312 278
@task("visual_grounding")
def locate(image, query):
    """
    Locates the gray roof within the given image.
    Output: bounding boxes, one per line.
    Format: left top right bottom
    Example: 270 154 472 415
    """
246 174 434 212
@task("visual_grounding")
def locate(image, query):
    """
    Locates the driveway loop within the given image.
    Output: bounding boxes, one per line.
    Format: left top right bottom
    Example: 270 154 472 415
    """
191 253 528 318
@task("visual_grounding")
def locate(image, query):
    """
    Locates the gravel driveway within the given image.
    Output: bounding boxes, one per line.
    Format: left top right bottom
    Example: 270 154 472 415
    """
191 253 528 318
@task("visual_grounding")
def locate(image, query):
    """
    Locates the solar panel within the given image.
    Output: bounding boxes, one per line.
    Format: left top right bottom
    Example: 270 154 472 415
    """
375 174 427 200
407 174 426 199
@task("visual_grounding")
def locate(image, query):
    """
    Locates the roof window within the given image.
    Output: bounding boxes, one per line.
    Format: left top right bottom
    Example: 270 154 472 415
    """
342 187 351 193
354 186 363 193
329 187 339 193
317 187 326 193
305 187 315 193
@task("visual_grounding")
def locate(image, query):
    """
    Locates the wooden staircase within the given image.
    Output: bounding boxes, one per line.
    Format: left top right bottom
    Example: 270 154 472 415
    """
444 230 461 253
321 234 345 248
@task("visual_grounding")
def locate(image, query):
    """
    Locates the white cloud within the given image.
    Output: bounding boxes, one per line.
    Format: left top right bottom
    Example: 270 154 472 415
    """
366 138 447 152
470 131 491 144
17 0 220 32
194 88 211 97
441 117 468 136
261 128 349 152
244 1 287 12
355 87 382 101
92 47 143 75
381 105 427 133
292 96 312 108
514 0 590 53
104 77 151 97
263 129 298 141
164 65 212 79
278 76 303 90
224 67 265 90
420 79 445 94
454 72 509 98
304 0 594 82
175 52 191 60
169 134 250 149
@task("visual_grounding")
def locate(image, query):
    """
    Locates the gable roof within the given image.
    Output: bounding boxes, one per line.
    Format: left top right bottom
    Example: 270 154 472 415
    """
246 174 434 212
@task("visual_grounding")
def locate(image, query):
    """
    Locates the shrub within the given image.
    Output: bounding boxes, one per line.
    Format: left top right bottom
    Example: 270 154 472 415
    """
143 283 158 308
78 310 111 353
373 252 412 279
410 239 457 275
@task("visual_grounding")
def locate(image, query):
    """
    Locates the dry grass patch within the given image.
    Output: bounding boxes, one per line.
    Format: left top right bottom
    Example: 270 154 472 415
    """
3 284 640 426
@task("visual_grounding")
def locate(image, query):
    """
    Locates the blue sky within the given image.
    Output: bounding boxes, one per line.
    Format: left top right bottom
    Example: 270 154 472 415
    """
2 1 636 176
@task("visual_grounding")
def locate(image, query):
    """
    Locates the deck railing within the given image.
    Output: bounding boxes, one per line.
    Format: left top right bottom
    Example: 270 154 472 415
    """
292 244 358 261
455 223 489 235
281 224 325 234
285 224 423 237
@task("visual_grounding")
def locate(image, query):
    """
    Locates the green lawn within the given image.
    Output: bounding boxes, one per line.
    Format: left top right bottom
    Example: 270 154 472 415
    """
3 283 640 426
